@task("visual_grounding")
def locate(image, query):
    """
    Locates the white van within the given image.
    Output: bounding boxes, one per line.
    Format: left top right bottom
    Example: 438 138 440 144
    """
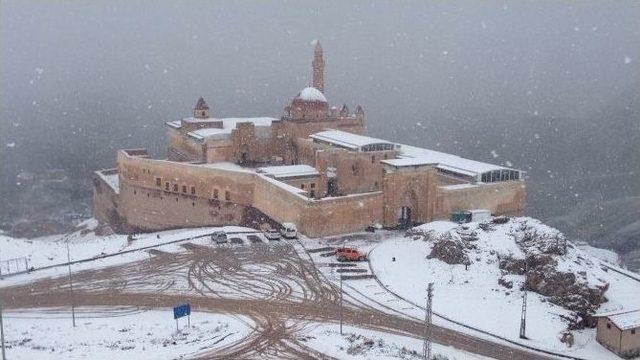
280 223 298 239
469 209 492 222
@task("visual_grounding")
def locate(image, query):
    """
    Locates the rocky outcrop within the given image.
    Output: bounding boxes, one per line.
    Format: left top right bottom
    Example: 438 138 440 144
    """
428 233 472 265
513 221 568 256
499 225 609 317
525 263 608 314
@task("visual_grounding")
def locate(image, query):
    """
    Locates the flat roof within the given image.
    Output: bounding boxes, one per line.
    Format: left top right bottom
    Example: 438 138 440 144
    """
167 117 277 140
381 144 517 176
257 165 319 179
310 129 394 151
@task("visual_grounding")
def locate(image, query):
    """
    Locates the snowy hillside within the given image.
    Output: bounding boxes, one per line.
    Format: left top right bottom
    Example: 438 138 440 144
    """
370 217 640 359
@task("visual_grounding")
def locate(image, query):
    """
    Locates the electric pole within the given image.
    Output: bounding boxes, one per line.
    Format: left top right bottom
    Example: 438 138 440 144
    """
66 242 76 328
520 261 528 339
339 275 343 335
1 298 6 360
423 282 433 360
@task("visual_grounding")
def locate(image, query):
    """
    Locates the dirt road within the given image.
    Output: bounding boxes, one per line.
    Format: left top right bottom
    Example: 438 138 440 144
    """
0 240 554 359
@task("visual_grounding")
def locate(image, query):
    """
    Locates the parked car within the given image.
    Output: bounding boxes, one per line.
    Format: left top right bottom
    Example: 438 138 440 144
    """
211 231 228 244
263 227 281 240
335 247 367 262
280 223 297 239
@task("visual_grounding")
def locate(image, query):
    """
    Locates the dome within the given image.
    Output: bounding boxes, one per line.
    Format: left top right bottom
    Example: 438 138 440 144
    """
295 87 327 103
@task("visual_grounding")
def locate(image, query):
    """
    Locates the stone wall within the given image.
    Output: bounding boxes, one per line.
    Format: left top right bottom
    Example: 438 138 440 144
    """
252 174 383 237
167 127 203 162
106 151 384 237
434 180 526 219
381 166 438 227
92 173 122 232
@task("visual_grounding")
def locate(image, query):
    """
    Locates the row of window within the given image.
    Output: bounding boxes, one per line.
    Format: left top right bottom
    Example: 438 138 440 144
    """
480 170 520 183
155 177 231 201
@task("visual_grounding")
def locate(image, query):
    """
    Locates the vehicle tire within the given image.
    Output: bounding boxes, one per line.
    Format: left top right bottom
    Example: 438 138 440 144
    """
338 256 346 262
358 256 365 261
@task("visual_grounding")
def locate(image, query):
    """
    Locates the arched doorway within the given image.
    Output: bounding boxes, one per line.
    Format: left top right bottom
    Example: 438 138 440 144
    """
399 206 412 227
397 189 418 228
239 144 250 164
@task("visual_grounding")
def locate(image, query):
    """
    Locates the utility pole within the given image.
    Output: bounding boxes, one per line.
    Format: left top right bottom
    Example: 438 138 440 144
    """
423 282 433 360
520 261 528 339
1 298 6 360
66 242 76 328
339 275 343 335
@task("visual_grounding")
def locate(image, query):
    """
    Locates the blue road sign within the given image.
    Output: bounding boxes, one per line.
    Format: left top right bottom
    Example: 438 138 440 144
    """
173 303 190 319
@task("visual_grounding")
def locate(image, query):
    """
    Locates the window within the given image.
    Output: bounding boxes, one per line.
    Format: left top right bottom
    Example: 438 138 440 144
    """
182 185 187 193
213 189 219 199
310 183 315 189
301 184 305 190
225 190 231 201
173 184 178 192
310 190 315 198
165 182 170 191
133 189 137 195
156 177 161 186
607 323 611 329
371 155 375 164
374 181 379 188
632 329 636 335
191 186 196 195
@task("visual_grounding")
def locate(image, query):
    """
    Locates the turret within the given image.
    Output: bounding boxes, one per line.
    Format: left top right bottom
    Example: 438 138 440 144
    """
355 105 364 122
339 104 349 117
194 97 209 118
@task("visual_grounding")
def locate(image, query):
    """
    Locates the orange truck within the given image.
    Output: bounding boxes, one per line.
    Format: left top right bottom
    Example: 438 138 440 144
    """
335 247 367 262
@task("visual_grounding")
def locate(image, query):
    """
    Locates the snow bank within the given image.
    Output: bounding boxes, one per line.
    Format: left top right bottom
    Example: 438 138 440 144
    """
300 322 490 360
2 307 253 359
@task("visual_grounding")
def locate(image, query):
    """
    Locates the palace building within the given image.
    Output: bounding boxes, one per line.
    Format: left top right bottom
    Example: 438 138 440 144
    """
93 42 525 237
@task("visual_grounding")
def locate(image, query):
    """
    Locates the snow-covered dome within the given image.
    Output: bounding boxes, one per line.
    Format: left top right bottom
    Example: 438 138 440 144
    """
296 87 327 103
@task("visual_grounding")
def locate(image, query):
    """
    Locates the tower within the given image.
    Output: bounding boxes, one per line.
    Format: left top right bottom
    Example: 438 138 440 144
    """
194 97 209 118
312 40 324 93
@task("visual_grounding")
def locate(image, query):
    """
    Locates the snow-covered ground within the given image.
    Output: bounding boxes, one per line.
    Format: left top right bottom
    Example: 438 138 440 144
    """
575 241 622 266
369 218 640 360
0 219 265 286
1 307 253 359
299 322 491 360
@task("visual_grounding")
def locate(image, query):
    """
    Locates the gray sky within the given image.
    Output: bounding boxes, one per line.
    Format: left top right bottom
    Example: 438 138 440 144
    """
1 1 639 209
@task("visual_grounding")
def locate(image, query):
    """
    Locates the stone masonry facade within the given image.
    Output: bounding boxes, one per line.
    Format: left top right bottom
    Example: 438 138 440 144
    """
93 42 526 237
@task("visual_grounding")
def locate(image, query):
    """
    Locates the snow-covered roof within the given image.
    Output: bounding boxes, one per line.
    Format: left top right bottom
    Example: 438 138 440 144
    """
296 87 327 103
166 120 181 129
176 117 276 141
596 309 640 330
257 165 319 179
95 169 119 194
310 130 395 151
381 144 515 177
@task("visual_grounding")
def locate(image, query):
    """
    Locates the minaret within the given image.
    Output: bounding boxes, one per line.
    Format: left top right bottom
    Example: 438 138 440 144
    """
312 40 325 93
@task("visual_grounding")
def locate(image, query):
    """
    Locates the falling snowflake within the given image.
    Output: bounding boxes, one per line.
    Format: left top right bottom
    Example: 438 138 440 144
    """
490 150 499 158
624 56 632 64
